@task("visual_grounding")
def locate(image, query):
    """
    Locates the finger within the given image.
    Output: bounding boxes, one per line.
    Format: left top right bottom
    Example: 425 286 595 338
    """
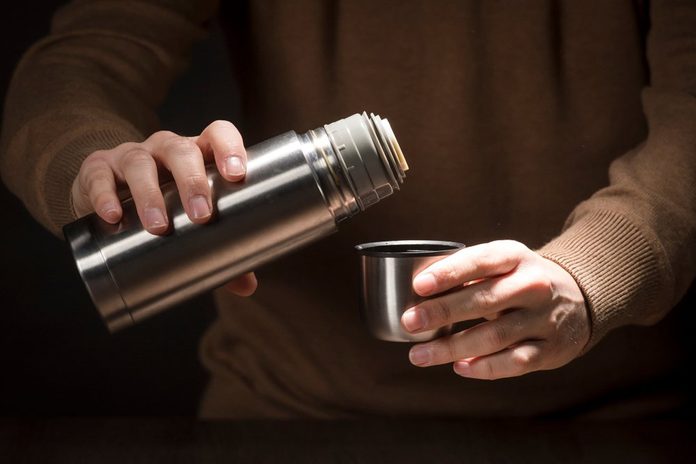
408 309 536 367
117 147 169 234
453 341 545 380
75 156 122 222
402 270 550 332
224 272 258 297
413 240 527 296
197 120 247 181
149 133 212 224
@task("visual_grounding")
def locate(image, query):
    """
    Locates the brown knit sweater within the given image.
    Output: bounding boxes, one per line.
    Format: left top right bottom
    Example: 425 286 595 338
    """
1 0 695 418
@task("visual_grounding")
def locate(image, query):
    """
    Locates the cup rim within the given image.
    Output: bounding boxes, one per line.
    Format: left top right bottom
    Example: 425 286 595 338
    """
355 240 465 257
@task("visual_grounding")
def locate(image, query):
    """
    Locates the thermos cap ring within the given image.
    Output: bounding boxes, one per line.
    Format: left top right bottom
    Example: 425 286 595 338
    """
324 112 408 210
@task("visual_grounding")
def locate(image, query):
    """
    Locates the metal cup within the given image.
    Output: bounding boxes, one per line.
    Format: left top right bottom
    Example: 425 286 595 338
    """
356 240 465 342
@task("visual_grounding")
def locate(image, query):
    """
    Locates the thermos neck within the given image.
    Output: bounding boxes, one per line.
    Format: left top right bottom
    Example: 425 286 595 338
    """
303 112 408 223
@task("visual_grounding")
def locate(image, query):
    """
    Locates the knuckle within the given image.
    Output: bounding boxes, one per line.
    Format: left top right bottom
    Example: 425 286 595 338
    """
491 240 529 264
483 323 508 348
84 149 107 162
207 119 234 131
115 141 140 153
497 239 528 254
444 338 458 362
81 155 103 170
474 287 497 309
484 360 498 380
520 269 554 299
121 147 154 167
511 350 531 369
149 130 177 144
426 298 452 325
471 250 496 271
162 135 198 156
510 349 537 372
79 159 109 186
434 260 458 285
84 170 111 193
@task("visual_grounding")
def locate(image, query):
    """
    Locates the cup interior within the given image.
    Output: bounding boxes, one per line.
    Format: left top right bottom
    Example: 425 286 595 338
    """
355 240 464 257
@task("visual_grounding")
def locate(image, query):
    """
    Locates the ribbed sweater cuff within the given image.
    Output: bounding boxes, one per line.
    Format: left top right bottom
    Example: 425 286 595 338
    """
43 128 141 237
537 210 662 351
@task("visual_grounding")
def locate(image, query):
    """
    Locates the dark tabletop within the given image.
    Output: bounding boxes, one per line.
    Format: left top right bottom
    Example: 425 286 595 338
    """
1 417 694 463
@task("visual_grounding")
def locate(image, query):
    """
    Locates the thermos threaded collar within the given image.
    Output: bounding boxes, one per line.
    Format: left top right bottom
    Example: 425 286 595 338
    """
324 112 407 211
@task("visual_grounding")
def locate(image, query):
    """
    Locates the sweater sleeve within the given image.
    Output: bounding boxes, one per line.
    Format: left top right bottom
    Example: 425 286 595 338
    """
538 0 696 349
0 0 219 237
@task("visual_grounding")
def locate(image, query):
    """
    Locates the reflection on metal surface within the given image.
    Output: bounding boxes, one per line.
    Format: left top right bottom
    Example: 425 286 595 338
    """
356 240 465 342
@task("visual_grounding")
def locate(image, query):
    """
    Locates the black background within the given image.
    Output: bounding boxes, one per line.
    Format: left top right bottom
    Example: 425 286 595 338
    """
0 1 241 415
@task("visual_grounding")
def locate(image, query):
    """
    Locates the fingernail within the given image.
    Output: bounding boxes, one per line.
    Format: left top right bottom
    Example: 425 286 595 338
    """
402 307 425 332
225 155 245 178
144 207 167 231
189 195 211 219
454 361 471 376
409 346 432 366
101 201 120 222
413 272 437 295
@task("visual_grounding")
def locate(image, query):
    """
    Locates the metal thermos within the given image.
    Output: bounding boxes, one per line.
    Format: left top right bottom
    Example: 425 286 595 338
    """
64 112 409 332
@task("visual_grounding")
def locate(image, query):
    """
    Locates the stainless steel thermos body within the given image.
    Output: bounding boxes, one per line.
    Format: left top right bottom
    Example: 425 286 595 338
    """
64 112 408 331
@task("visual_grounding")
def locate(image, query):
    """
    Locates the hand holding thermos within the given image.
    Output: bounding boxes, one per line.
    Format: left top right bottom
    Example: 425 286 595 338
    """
70 119 258 297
